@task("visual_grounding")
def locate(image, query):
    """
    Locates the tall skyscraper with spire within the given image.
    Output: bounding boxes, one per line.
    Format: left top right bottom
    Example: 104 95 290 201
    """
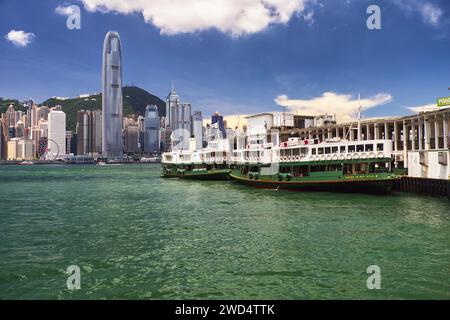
102 31 123 158
165 81 180 128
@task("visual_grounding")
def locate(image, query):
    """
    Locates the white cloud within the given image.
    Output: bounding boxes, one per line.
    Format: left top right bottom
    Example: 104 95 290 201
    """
274 92 393 123
55 5 78 16
302 10 315 26
80 0 309 36
420 3 443 26
390 0 443 26
4 29 35 47
405 103 438 113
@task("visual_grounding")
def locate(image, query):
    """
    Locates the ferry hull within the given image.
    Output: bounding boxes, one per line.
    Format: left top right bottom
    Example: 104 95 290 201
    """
230 174 395 195
162 170 231 180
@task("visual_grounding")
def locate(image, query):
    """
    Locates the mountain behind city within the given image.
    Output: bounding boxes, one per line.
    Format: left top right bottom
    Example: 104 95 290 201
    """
0 86 166 132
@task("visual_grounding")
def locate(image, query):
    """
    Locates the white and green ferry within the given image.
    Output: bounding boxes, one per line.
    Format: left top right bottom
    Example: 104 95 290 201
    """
161 138 231 180
230 136 399 194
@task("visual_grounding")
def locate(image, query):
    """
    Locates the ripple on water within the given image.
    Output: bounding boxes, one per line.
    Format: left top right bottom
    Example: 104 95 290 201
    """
0 164 449 299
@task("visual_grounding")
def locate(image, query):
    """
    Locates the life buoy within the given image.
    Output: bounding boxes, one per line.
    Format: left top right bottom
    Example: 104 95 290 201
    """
353 153 360 160
326 155 332 161
361 153 368 159
340 154 346 160
346 154 353 160
320 155 326 161
377 152 384 158
295 156 300 161
369 152 376 159
332 154 339 160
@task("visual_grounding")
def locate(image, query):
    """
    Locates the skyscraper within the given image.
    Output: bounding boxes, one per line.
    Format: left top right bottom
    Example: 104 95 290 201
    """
47 109 66 159
144 105 160 154
192 111 203 150
211 112 226 139
76 110 89 155
166 86 180 128
164 85 192 150
76 110 102 156
102 31 123 158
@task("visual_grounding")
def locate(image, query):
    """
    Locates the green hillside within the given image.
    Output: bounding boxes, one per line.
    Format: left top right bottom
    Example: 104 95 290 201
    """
42 86 166 132
0 98 26 115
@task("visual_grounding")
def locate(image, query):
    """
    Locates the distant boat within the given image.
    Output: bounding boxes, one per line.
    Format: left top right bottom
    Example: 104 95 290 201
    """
97 161 107 166
140 157 161 163
18 161 34 165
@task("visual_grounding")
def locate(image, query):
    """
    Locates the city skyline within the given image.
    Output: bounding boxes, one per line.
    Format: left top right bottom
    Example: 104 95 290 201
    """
1 0 449 125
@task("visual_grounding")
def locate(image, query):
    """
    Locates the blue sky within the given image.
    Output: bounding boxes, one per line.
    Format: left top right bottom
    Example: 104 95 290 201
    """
0 0 449 123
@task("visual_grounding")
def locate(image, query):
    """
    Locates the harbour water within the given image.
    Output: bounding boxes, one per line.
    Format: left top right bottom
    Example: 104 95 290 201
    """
0 164 449 299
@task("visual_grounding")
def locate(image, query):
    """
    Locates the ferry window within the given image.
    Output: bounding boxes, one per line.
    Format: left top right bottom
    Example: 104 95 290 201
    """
332 147 338 154
377 144 384 151
356 145 364 152
300 148 308 156
340 146 346 153
325 147 331 154
318 148 324 155
293 148 300 156
365 144 374 152
348 145 355 153
312 148 317 155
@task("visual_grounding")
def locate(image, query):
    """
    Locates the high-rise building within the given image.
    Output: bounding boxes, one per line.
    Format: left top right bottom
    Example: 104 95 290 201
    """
15 120 24 138
164 85 192 150
18 139 35 160
76 110 89 155
7 138 19 160
31 105 40 128
166 85 180 128
90 110 102 154
76 110 103 155
37 106 49 122
26 99 34 129
211 112 226 139
144 105 160 154
124 123 140 154
7 138 35 160
192 111 203 150
47 110 66 159
66 131 73 155
6 105 15 128
138 115 145 152
102 31 123 159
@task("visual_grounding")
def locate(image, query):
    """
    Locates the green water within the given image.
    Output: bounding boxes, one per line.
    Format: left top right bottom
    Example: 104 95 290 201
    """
0 164 449 300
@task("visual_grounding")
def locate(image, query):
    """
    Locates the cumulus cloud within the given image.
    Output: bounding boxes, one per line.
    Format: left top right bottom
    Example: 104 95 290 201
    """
420 3 443 26
390 0 443 26
4 29 35 47
55 5 79 16
275 92 393 123
80 0 309 36
405 103 438 114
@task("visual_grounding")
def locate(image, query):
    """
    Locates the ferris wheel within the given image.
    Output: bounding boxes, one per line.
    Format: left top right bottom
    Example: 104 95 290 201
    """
40 138 60 160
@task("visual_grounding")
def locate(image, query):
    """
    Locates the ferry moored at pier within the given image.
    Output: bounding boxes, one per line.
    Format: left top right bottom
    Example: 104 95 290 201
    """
161 137 231 180
230 137 399 194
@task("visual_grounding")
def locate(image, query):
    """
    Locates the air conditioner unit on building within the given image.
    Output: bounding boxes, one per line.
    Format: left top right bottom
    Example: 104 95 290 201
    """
419 151 428 166
438 151 448 165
